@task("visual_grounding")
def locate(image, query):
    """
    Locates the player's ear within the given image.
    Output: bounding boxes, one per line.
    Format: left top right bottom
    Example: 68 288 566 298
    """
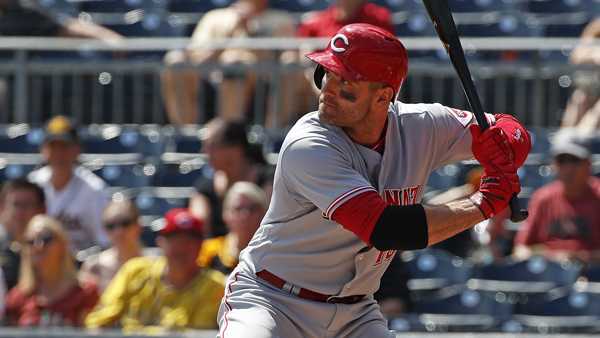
377 86 394 104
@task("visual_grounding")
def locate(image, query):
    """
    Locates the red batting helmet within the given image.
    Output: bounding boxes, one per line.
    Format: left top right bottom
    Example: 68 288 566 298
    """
306 23 408 99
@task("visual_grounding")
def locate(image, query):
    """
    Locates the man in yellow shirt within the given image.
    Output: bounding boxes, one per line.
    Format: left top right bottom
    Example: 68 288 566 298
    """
85 208 225 332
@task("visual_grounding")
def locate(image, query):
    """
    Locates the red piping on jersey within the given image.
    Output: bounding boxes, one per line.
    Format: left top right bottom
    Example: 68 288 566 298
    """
324 186 377 219
220 271 240 338
332 190 388 244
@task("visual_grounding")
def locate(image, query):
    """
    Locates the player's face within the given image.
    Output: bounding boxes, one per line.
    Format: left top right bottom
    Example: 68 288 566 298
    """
318 71 379 128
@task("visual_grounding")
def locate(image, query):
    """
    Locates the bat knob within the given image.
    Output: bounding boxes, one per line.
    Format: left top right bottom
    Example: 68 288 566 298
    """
509 194 528 222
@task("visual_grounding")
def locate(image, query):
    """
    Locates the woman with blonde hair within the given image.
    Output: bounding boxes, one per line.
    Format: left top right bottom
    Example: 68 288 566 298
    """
5 215 99 327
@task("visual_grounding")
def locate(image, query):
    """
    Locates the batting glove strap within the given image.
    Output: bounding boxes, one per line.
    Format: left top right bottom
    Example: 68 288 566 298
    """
470 172 520 219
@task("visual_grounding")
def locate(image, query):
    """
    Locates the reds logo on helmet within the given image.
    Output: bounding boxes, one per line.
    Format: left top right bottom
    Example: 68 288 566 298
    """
306 23 408 100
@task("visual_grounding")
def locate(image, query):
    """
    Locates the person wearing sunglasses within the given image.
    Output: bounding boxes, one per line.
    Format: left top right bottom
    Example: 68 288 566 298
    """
198 182 268 275
85 208 225 332
5 215 99 327
514 131 600 264
79 199 147 292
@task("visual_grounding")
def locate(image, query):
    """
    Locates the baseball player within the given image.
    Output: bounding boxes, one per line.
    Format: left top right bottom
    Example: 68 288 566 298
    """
218 23 530 338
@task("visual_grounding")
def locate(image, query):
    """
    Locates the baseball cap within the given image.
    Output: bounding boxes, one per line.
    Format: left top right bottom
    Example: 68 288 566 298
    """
43 115 79 143
550 130 592 160
157 208 204 238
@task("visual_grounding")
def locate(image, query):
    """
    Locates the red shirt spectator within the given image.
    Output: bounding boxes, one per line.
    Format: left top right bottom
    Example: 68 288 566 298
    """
514 178 600 253
6 282 99 327
297 2 394 38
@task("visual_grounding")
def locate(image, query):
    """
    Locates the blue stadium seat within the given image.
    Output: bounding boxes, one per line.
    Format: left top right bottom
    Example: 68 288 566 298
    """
525 0 589 13
269 0 331 12
37 0 80 16
581 264 600 283
165 125 203 153
394 11 437 37
0 163 39 182
469 256 582 295
79 0 168 13
79 125 164 156
106 13 186 37
458 13 542 37
411 285 514 331
401 249 474 296
372 0 423 12
448 0 517 12
512 286 600 333
168 0 233 13
0 125 44 153
426 163 463 192
154 156 209 187
85 161 155 188
517 163 554 189
133 187 191 215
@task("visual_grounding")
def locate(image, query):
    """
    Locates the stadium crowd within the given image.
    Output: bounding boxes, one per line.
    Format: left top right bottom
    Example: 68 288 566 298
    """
0 0 599 334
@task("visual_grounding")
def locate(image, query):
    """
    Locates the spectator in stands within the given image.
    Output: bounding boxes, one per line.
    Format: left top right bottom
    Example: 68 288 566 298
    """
28 115 110 254
161 0 295 125
197 182 267 275
189 118 270 237
0 179 45 290
0 0 123 40
513 131 600 264
279 0 395 125
85 208 225 332
561 17 600 132
79 199 150 292
5 215 99 327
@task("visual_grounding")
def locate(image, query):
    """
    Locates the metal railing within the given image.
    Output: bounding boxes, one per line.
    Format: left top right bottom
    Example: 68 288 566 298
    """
0 37 596 128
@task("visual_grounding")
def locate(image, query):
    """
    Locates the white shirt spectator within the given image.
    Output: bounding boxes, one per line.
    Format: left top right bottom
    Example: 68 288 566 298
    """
29 166 110 252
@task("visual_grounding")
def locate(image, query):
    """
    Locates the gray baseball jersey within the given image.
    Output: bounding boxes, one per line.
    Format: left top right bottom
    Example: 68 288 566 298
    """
219 102 488 338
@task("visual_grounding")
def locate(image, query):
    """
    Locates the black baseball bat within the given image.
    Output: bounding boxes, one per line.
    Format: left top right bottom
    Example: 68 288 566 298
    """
422 0 528 222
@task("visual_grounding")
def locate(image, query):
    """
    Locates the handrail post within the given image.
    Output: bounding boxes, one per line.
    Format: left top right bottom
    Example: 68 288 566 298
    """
13 50 28 124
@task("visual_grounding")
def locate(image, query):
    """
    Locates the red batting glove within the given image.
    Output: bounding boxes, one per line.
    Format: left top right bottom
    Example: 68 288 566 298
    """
469 124 515 173
470 170 521 219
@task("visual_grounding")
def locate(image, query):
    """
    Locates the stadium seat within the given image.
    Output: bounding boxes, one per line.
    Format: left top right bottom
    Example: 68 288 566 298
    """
448 0 516 13
84 160 155 188
131 187 192 215
0 125 44 153
372 0 423 12
525 0 589 13
458 13 542 37
106 13 186 37
168 0 233 13
394 11 437 37
269 0 331 12
469 256 582 295
163 125 203 153
517 163 554 189
78 0 168 13
154 155 209 187
401 249 474 298
37 0 80 16
512 285 600 333
0 163 39 182
79 125 164 156
411 285 514 332
426 163 462 192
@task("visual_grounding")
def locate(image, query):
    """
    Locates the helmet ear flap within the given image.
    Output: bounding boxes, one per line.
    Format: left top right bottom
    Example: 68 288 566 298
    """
313 64 325 89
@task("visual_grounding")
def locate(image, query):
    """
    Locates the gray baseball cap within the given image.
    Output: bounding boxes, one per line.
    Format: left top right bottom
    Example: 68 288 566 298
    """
550 130 592 159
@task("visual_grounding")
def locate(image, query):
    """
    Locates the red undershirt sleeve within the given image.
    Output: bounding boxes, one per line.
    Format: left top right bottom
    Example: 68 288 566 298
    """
331 190 388 245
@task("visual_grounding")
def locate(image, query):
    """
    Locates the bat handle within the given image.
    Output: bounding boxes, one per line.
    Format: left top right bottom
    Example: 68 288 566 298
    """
509 194 528 222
